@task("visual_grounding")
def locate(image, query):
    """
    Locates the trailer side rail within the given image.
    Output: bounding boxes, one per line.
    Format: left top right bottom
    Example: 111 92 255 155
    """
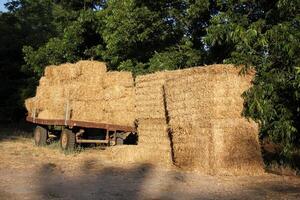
26 116 135 132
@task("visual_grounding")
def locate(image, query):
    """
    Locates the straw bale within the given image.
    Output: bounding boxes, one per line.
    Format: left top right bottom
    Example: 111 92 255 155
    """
135 85 166 120
35 86 65 100
44 63 82 84
104 97 135 111
43 61 107 85
44 65 58 77
103 72 134 88
38 77 50 86
65 84 104 101
164 64 263 175
106 145 173 168
135 72 167 84
133 64 253 168
136 118 172 166
104 111 136 126
76 60 106 84
103 86 134 100
37 110 65 119
70 96 135 126
35 98 66 113
32 98 66 119
212 119 264 175
25 97 36 114
71 100 104 122
134 64 248 121
170 125 213 173
26 61 137 126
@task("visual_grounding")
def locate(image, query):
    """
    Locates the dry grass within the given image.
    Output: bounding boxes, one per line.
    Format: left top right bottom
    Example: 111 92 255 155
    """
1 134 300 200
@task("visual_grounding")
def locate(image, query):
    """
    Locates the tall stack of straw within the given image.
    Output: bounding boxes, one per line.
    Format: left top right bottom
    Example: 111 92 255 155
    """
164 65 264 175
134 72 174 166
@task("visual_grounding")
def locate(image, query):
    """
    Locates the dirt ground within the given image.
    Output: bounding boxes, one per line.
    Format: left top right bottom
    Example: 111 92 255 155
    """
1 129 300 200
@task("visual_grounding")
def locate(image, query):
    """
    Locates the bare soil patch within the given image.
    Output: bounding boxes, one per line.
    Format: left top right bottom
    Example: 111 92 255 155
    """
1 133 300 200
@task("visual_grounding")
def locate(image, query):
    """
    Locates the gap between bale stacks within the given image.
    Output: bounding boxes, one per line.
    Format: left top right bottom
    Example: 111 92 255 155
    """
164 65 264 175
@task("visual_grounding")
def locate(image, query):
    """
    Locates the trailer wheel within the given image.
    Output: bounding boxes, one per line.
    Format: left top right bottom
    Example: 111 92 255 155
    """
34 126 48 146
60 129 75 151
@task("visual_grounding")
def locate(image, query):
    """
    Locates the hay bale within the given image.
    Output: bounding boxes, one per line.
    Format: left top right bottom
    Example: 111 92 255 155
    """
24 97 36 115
164 65 263 175
102 75 135 126
136 118 172 166
44 63 81 84
38 109 65 119
170 124 213 173
103 72 134 88
103 86 134 100
24 60 136 126
71 100 104 122
76 60 106 84
135 72 168 120
133 65 243 167
38 77 50 86
33 98 66 119
35 86 65 100
212 119 264 175
134 66 231 120
64 84 104 101
44 61 106 85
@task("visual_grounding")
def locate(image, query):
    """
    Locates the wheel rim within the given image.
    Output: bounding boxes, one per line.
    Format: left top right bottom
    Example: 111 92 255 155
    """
61 132 68 149
35 129 41 144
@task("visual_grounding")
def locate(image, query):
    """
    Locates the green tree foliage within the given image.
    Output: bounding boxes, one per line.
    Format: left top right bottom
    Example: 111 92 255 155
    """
0 0 60 121
0 0 105 121
23 10 105 77
101 0 214 73
205 0 300 153
24 0 214 75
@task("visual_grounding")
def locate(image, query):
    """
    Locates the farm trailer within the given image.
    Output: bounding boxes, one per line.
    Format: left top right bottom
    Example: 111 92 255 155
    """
26 116 136 151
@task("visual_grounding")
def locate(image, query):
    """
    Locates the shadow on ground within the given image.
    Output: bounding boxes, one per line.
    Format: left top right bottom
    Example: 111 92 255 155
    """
35 160 300 200
37 161 155 199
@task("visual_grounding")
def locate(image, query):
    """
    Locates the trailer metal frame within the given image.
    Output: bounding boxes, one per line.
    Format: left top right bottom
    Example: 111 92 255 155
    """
27 116 136 149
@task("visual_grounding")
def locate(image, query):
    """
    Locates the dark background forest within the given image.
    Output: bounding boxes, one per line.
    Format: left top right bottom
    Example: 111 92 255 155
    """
0 0 299 162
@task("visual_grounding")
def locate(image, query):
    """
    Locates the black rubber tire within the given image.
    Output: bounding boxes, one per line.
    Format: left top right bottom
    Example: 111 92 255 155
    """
34 126 48 146
60 129 76 151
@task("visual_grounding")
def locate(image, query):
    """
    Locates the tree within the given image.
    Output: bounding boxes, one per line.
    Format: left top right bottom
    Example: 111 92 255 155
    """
205 0 300 154
0 0 105 121
0 0 60 121
102 0 215 73
23 9 105 77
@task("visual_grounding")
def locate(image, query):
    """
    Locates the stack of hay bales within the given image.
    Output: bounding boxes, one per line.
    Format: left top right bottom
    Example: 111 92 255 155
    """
164 64 264 175
25 61 263 174
25 61 135 127
134 72 173 165
102 72 135 126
